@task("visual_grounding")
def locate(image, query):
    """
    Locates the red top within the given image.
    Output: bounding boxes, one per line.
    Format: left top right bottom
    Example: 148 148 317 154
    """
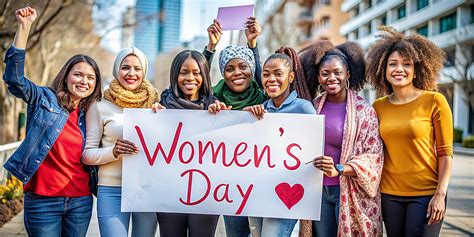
24 109 91 197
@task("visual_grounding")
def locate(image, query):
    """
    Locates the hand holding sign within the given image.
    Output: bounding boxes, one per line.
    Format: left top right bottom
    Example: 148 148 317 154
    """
244 17 261 48
217 4 254 31
207 19 222 51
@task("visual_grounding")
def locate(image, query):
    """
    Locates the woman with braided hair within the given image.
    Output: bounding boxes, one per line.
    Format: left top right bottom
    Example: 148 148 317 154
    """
241 47 315 237
82 46 159 237
299 40 384 236
368 26 452 237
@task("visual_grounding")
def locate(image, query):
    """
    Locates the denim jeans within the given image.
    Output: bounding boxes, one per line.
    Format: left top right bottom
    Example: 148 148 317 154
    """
248 216 297 237
97 186 157 237
23 192 92 237
312 185 340 237
224 215 250 237
382 193 444 237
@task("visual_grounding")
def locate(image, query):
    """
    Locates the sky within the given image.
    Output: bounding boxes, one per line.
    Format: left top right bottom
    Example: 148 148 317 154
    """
181 0 255 42
94 0 255 52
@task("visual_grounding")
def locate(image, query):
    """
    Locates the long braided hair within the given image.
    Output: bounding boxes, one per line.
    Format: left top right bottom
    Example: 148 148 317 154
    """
269 47 312 101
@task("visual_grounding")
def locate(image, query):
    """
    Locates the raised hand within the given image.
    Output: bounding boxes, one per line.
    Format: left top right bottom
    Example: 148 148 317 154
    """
13 7 38 49
15 7 37 26
245 17 261 48
207 19 222 51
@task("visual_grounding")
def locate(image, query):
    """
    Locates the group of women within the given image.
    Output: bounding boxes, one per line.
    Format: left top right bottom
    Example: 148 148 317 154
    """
3 6 453 237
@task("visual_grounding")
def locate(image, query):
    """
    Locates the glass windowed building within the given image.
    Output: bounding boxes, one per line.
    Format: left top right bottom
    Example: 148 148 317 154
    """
134 0 182 63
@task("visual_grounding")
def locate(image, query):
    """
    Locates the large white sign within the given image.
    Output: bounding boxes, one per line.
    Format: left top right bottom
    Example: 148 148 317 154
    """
122 109 324 220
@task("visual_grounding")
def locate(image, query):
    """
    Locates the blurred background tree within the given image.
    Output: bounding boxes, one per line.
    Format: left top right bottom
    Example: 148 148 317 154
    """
0 0 115 144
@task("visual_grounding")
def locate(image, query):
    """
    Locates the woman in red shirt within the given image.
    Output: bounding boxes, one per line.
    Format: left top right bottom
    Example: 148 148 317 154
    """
3 7 102 236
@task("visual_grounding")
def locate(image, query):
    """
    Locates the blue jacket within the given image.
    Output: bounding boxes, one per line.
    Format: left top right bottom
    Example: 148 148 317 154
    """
2 46 87 183
264 90 316 115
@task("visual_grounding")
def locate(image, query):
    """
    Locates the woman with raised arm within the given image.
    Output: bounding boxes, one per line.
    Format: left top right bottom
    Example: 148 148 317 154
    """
204 18 267 237
204 17 267 116
2 7 102 237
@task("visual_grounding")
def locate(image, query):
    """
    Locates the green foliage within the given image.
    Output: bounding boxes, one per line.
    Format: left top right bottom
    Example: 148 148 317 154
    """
0 177 23 204
453 127 464 143
462 135 474 148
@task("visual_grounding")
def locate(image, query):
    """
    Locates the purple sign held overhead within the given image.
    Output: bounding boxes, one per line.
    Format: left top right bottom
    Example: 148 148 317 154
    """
217 4 254 31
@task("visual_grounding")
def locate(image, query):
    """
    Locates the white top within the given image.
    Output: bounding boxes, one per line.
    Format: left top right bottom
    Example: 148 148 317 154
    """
82 100 123 187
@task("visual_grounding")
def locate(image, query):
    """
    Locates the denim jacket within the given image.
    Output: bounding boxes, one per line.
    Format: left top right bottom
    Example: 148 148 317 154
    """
2 46 89 184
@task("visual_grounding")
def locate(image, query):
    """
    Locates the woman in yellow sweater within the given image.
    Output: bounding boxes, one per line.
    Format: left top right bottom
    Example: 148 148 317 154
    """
367 26 453 237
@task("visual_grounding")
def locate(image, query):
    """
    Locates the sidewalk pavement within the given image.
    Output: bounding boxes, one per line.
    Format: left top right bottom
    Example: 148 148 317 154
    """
453 143 474 156
1 153 472 237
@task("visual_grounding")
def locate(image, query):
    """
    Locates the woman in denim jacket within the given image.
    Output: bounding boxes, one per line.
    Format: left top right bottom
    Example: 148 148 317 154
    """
2 7 102 237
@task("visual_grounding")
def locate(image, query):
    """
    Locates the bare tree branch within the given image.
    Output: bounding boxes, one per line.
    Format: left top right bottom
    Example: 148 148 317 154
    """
441 26 474 110
85 12 160 53
34 0 52 31
26 0 72 50
0 0 11 26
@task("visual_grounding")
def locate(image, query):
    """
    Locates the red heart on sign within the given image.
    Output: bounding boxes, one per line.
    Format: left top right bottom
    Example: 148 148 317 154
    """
274 182 304 210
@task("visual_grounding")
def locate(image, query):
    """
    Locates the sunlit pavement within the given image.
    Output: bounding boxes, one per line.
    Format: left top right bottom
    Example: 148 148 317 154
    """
0 153 472 236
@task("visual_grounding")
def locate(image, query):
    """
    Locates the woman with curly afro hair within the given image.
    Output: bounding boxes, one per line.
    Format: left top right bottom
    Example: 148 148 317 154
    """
367 26 453 237
298 41 384 236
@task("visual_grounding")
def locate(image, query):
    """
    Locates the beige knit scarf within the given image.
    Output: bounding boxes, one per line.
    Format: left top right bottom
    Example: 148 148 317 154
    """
104 79 158 108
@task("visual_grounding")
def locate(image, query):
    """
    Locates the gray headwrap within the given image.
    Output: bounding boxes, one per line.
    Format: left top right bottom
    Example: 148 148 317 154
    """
112 46 148 79
219 45 255 77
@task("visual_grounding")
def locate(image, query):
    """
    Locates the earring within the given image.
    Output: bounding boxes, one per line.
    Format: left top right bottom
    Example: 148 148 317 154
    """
318 84 324 93
345 80 350 90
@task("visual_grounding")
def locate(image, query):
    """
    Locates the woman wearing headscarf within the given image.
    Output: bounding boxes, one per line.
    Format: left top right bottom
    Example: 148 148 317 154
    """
82 46 159 237
204 17 267 237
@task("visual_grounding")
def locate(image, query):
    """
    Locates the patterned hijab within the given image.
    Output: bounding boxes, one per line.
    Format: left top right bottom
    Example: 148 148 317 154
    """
219 45 255 77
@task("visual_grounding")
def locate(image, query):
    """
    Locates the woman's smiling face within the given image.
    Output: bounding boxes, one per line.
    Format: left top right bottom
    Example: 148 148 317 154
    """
117 55 144 91
223 58 252 93
177 56 203 101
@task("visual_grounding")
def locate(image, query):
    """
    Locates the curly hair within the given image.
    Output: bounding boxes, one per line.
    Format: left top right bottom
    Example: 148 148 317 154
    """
299 40 366 98
273 47 312 101
366 26 445 94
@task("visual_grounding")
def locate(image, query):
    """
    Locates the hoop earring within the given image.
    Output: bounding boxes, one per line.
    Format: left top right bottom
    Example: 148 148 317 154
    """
318 84 324 93
345 80 350 90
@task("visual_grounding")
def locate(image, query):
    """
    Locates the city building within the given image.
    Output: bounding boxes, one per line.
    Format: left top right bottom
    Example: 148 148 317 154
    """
134 0 182 64
255 0 302 58
298 0 349 47
255 0 348 58
340 0 474 135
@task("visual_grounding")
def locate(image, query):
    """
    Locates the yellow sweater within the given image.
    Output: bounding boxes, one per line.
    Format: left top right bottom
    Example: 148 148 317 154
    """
373 91 453 196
